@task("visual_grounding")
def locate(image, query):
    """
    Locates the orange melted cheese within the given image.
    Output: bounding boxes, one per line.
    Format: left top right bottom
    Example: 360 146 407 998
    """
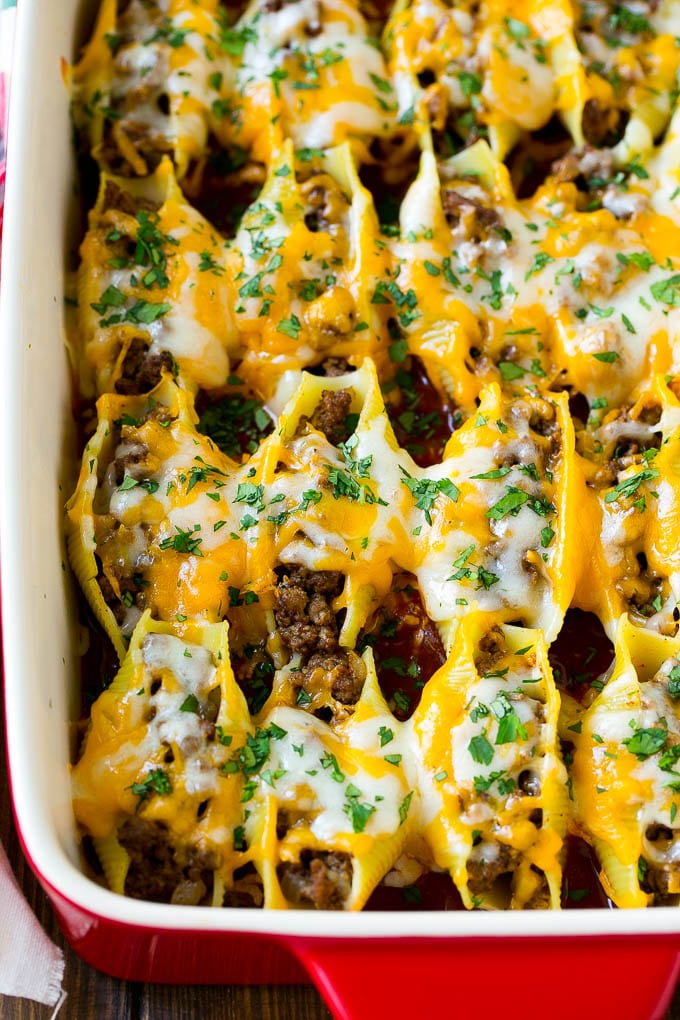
67 0 680 911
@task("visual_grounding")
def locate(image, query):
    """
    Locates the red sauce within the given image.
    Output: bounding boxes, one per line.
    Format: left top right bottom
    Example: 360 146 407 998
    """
359 574 447 720
562 835 614 909
548 608 614 703
383 358 461 467
366 869 465 911
184 145 264 239
365 836 612 911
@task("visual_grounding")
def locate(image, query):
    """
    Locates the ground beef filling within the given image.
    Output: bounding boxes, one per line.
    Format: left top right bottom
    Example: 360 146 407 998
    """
274 567 365 707
299 651 366 705
300 173 350 233
119 817 219 905
581 98 628 149
466 842 522 896
307 388 353 446
115 337 175 395
278 850 353 909
309 356 353 378
101 180 160 217
440 187 502 240
474 626 507 676
274 567 343 657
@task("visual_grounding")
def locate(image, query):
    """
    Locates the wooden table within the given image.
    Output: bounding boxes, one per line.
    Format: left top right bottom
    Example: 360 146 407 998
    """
1 689 679 1020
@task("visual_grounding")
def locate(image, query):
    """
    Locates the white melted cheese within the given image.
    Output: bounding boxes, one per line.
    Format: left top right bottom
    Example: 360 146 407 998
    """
256 706 410 841
450 675 545 792
586 664 680 866
140 632 222 797
237 0 395 148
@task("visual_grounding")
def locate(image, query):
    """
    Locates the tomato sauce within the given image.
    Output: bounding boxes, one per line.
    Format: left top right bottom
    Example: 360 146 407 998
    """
359 574 447 720
366 870 465 911
548 609 614 703
361 600 618 909
383 357 461 468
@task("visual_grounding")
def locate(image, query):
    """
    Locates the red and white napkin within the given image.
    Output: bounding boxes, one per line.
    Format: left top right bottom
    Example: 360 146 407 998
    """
1 1 66 1011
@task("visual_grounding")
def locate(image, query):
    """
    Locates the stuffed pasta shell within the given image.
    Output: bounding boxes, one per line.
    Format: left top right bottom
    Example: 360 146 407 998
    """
567 614 680 907
70 0 236 180
232 651 417 910
75 157 237 398
573 375 680 639
227 141 391 398
65 376 257 653
231 0 405 164
71 612 255 906
413 614 568 909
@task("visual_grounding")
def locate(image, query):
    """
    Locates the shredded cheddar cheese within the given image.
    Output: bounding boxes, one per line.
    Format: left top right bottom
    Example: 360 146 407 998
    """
65 0 680 912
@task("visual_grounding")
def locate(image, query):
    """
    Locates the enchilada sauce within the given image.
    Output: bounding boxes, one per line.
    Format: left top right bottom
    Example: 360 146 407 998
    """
364 603 617 909
358 573 446 721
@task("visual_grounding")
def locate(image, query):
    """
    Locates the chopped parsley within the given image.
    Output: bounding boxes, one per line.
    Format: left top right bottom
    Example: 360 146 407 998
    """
128 768 172 808
400 468 459 524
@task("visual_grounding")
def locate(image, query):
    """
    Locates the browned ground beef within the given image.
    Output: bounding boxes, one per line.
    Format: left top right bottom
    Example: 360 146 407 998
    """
309 389 352 446
581 99 627 148
113 441 150 484
643 866 676 898
101 180 159 216
300 173 350 233
316 357 352 377
100 119 173 178
274 567 343 657
299 651 365 705
119 817 219 905
278 850 353 909
642 826 680 898
115 338 174 395
474 626 507 676
466 842 521 895
440 188 501 237
550 145 614 186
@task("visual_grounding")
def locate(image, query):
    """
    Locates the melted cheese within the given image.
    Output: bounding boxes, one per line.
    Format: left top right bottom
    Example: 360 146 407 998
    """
68 0 680 911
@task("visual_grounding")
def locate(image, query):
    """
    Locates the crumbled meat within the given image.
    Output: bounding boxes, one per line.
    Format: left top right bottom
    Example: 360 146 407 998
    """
474 626 507 675
581 99 628 149
119 817 219 904
315 357 353 377
101 180 159 216
115 338 175 395
643 826 680 896
274 567 344 657
466 841 521 894
278 850 353 909
113 441 151 483
300 173 350 233
550 145 614 186
441 188 501 239
299 650 366 705
99 118 173 178
308 389 353 446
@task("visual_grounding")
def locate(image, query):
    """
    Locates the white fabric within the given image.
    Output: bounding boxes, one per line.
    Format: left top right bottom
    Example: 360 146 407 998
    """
0 839 65 1007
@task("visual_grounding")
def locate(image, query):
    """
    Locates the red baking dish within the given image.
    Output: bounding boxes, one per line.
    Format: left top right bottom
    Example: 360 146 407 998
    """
2 2 680 1018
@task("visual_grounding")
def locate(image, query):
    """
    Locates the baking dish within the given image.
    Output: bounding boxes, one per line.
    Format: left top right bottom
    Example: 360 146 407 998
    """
2 1 680 1018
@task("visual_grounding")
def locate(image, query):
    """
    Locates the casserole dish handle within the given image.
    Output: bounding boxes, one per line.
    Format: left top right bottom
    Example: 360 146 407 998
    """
291 936 680 1020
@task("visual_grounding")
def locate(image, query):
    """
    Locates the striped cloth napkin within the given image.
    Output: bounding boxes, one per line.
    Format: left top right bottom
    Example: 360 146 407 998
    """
0 0 66 1011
